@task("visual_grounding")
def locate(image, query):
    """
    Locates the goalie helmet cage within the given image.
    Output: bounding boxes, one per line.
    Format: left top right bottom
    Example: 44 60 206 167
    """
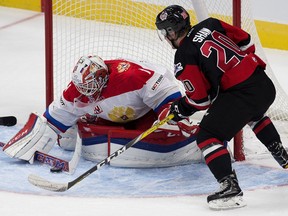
44 0 288 162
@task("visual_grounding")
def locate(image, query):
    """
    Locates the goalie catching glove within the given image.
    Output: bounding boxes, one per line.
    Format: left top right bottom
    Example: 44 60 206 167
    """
155 103 199 138
3 112 59 163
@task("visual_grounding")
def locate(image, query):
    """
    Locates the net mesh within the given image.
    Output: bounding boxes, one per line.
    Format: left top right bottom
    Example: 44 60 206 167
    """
49 0 288 158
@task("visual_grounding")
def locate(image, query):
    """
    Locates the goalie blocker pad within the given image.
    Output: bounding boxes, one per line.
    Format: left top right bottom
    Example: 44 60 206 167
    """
3 113 57 163
78 121 203 168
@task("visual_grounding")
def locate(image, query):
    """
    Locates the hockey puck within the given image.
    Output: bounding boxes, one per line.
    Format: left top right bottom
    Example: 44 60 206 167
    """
50 166 63 173
0 116 17 126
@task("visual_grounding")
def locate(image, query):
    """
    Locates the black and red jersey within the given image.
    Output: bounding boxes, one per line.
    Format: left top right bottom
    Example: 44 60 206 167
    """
174 17 266 112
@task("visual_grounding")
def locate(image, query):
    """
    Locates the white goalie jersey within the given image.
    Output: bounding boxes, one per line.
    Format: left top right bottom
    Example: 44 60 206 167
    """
3 58 203 168
45 59 186 132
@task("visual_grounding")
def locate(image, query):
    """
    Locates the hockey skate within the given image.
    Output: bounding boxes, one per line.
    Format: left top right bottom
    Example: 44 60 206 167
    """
267 142 288 169
207 171 246 210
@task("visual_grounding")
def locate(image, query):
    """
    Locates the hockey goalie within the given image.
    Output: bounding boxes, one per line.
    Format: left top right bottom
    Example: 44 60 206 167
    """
3 55 204 168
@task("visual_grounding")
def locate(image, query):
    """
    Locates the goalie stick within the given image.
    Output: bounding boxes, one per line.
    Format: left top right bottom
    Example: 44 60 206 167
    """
49 133 82 174
0 116 17 126
0 142 70 170
28 113 175 192
0 135 81 174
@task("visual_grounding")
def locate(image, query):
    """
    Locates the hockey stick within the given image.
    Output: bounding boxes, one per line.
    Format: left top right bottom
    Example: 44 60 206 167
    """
28 113 174 192
0 137 81 174
0 116 17 126
0 141 70 171
49 133 82 174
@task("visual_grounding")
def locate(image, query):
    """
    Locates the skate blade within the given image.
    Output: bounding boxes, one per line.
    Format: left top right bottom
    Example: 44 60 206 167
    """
208 195 247 210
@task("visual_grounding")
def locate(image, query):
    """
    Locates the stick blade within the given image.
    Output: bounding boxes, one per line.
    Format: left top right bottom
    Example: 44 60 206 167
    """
28 174 68 192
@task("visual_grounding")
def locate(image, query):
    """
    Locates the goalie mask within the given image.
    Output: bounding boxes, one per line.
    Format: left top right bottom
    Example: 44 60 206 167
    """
72 55 109 97
155 5 191 48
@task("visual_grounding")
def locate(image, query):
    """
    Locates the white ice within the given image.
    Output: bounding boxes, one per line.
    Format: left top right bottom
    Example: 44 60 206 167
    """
1 6 288 216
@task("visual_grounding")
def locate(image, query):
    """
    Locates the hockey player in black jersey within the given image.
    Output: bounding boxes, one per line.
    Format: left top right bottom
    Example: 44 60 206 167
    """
155 5 288 210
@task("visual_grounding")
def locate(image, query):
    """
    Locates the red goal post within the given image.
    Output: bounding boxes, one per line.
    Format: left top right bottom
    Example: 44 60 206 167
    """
43 0 288 161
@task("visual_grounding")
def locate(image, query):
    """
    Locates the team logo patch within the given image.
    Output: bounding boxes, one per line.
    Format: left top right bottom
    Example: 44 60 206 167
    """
108 106 135 122
174 62 183 75
159 11 168 21
117 62 130 73
181 11 188 19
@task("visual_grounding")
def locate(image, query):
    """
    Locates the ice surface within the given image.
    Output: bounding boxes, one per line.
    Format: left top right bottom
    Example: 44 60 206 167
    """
1 6 288 216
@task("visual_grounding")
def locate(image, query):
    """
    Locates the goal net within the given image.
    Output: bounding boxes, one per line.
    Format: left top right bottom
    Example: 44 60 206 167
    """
44 0 288 162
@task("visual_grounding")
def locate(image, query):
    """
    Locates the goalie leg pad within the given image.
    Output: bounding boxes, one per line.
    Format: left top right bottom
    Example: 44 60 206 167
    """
3 113 57 163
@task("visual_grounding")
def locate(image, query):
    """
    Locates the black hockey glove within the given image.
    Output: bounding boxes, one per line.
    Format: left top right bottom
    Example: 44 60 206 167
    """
170 97 197 122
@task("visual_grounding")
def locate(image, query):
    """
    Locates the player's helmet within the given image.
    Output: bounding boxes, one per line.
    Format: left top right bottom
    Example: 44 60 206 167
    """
72 55 109 97
155 5 190 46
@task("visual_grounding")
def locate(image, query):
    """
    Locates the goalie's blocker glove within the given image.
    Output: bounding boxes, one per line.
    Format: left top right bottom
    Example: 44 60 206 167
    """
170 96 198 122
